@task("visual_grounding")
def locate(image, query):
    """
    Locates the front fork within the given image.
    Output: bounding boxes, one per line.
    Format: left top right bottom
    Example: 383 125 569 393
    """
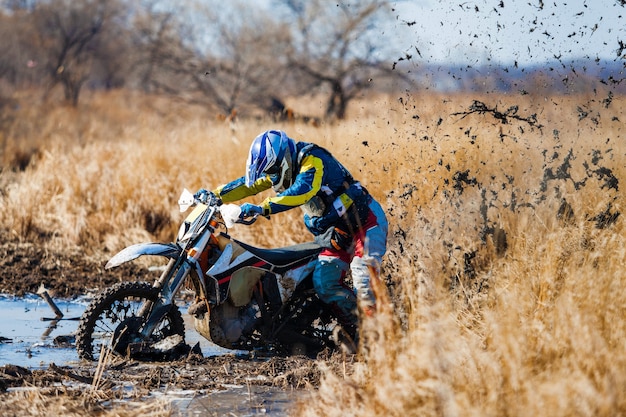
138 232 211 339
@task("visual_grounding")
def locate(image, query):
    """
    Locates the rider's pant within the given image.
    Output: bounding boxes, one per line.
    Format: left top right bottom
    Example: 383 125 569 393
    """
312 197 388 324
351 198 388 309
312 255 357 327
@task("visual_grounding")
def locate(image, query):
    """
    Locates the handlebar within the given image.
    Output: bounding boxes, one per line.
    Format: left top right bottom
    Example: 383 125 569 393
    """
237 216 259 226
179 189 270 227
220 203 267 227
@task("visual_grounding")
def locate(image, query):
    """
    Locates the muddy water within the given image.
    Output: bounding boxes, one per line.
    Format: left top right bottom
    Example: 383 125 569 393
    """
0 295 301 416
0 294 85 368
169 385 305 416
0 295 230 367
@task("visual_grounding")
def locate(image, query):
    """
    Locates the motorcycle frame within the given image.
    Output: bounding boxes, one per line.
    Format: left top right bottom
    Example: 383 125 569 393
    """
132 208 219 339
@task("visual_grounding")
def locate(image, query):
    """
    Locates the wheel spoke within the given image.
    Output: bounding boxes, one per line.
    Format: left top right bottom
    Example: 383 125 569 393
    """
76 282 185 361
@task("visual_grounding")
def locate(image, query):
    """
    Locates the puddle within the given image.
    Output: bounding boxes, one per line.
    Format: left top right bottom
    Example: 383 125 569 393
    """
0 294 236 368
0 294 86 368
0 295 303 416
168 385 305 416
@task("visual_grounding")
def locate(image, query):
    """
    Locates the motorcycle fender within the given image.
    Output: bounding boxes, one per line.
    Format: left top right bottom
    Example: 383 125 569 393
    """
105 243 181 269
193 311 212 344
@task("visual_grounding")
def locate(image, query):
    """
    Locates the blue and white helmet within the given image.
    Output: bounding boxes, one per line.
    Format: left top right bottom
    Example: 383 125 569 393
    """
245 130 295 188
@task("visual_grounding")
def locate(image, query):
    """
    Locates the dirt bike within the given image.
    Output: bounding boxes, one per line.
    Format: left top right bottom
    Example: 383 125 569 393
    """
75 189 346 361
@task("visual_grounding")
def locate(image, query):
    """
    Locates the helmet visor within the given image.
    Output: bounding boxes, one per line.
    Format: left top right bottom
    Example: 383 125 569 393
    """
245 137 278 186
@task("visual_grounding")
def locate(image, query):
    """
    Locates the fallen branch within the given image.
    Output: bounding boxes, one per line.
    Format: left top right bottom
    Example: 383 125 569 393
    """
49 363 93 385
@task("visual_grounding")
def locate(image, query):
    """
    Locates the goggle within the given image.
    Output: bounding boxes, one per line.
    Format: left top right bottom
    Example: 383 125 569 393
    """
265 163 281 176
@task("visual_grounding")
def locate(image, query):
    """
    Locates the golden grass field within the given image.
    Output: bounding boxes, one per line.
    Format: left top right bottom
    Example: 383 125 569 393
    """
1 88 624 416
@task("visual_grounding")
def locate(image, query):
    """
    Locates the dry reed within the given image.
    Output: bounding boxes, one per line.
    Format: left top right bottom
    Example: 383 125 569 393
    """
1 388 171 417
0 88 624 416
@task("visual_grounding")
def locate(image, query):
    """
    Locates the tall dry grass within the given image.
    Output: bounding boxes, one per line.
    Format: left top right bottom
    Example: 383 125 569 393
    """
1 88 625 415
1 389 171 417
293 92 626 416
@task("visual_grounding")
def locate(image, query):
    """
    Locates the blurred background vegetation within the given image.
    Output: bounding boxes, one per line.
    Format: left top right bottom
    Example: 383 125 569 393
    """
1 0 624 119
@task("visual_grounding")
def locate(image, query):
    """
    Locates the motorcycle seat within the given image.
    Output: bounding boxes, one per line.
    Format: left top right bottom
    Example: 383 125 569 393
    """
233 239 323 266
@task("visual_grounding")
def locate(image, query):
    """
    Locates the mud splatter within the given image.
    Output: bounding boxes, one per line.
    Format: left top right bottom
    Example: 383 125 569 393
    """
453 100 543 130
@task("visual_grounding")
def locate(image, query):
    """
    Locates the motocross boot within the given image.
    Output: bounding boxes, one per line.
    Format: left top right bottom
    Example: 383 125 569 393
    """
328 302 359 353
313 255 359 352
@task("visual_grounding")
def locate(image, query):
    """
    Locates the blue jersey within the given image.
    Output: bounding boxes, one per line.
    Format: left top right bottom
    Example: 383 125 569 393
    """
214 142 355 216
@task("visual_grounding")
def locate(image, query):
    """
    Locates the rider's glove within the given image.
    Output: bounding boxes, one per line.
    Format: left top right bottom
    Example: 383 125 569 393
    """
304 214 329 235
240 203 263 218
194 189 221 205
194 188 211 204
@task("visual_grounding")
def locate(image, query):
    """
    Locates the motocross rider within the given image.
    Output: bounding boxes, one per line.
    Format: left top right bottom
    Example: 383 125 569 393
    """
196 130 388 339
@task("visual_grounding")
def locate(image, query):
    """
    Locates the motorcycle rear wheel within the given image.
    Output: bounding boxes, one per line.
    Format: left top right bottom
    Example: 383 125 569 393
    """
235 291 337 357
76 281 185 361
277 296 337 356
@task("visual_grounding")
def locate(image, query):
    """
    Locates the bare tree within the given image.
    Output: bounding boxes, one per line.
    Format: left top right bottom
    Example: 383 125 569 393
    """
1 0 408 115
193 2 292 116
129 2 184 93
0 11 22 88
141 1 291 117
276 0 396 120
30 0 126 106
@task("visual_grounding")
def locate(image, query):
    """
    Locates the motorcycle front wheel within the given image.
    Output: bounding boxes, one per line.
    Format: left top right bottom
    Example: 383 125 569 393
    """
76 281 185 361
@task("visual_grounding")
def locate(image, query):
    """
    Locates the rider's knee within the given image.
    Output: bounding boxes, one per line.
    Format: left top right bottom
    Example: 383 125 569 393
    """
313 255 349 301
351 256 378 308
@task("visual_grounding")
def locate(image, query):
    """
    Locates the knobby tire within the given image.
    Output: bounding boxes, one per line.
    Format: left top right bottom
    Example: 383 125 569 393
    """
76 281 185 361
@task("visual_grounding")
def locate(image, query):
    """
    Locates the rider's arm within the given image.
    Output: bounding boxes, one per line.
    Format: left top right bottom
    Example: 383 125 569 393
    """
214 176 273 203
259 154 324 215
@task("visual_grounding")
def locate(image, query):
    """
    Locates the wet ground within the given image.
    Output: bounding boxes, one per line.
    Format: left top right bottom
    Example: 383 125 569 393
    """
0 240 154 298
0 294 336 416
0 295 83 368
0 240 354 415
0 295 233 368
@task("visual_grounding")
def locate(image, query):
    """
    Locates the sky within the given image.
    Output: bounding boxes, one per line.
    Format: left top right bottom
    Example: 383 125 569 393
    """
388 0 626 65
